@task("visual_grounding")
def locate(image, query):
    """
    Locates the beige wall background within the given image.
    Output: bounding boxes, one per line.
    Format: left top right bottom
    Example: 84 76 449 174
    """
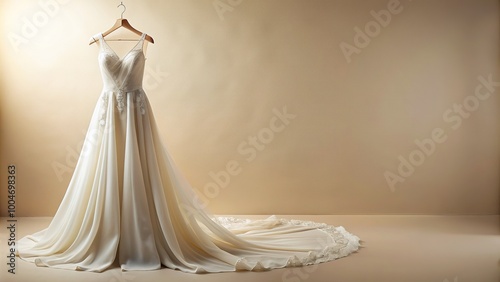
0 0 498 216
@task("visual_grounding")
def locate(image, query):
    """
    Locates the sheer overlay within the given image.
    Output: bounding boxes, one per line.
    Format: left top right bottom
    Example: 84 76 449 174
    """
17 33 360 273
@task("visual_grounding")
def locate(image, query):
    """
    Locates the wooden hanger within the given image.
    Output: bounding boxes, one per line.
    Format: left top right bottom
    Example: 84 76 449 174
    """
89 2 154 45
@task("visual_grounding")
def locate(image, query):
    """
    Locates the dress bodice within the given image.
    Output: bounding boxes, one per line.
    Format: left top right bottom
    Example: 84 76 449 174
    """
96 33 146 92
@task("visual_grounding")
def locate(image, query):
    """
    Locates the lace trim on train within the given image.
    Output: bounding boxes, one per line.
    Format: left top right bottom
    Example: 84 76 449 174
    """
99 90 146 126
214 216 360 269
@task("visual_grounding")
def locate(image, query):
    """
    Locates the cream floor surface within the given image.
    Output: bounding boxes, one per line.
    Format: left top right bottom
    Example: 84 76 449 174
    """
1 215 498 282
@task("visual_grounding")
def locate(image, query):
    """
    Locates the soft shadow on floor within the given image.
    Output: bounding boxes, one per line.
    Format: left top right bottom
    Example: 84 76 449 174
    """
2 215 499 282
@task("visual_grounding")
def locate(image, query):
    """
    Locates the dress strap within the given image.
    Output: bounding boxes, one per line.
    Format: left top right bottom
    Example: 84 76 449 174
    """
89 33 103 44
139 33 147 49
133 33 147 51
89 33 105 52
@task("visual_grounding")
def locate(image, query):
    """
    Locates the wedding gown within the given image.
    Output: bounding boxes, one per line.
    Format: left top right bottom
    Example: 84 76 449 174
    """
17 33 360 273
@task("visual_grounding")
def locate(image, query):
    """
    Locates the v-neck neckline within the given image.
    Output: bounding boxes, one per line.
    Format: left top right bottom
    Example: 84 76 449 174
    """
100 33 145 61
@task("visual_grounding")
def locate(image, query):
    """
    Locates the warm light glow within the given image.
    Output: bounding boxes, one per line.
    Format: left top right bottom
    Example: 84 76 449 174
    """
0 0 498 216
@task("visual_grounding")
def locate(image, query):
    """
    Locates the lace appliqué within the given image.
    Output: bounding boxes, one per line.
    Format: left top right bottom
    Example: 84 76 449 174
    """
99 94 109 126
134 91 146 115
117 90 145 115
99 90 146 126
116 90 125 113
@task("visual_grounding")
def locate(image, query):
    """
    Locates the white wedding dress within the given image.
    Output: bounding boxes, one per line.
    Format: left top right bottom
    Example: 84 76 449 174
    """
17 33 360 273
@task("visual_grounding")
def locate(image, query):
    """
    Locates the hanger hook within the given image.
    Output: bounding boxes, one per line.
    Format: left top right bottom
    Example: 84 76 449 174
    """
118 1 126 19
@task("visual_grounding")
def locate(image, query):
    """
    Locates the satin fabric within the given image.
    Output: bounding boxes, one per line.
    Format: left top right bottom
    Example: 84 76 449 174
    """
17 33 360 273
